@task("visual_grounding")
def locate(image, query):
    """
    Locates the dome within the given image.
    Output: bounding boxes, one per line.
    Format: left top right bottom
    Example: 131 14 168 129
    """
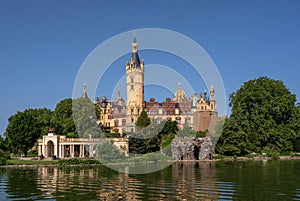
174 82 186 102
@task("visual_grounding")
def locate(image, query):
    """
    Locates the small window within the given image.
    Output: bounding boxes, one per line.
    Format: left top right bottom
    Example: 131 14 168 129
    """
131 85 134 90
131 109 134 115
131 118 134 123
131 77 134 83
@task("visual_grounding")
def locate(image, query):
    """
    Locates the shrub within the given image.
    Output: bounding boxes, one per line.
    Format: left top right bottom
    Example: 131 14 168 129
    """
0 157 7 165
58 158 101 165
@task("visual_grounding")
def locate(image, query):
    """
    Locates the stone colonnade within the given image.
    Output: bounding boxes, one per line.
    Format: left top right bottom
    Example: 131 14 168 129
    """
38 134 129 159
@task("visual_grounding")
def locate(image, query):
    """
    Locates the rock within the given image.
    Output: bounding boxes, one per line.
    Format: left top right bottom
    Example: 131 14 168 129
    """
171 136 213 160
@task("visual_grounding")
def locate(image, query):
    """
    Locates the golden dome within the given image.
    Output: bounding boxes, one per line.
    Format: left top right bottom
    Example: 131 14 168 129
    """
174 82 186 102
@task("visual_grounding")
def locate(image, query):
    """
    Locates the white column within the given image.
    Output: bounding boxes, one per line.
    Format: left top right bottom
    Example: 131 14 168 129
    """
82 145 85 157
89 145 93 157
71 144 74 157
80 144 83 157
58 145 62 158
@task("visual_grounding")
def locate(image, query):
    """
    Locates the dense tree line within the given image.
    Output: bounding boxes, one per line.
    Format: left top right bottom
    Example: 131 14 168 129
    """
216 77 300 156
129 110 178 155
3 98 101 156
2 76 300 157
5 108 52 156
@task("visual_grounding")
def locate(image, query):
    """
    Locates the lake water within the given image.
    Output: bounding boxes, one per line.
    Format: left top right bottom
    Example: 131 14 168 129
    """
0 160 300 200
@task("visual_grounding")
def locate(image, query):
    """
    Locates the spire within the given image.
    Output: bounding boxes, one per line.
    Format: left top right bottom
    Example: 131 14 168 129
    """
82 83 88 99
130 32 141 68
210 85 215 100
117 87 121 100
178 82 181 89
133 30 137 44
132 31 138 53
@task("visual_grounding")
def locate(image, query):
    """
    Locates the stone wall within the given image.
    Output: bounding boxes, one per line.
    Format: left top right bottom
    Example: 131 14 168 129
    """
171 136 213 160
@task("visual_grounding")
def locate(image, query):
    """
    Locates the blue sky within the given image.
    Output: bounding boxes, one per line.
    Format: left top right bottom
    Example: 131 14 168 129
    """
1 1 300 135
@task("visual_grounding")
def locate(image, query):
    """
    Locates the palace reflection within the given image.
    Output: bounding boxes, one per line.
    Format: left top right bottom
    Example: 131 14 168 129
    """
36 162 219 200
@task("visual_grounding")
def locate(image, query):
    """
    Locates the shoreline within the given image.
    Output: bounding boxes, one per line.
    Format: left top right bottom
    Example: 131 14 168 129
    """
1 155 300 168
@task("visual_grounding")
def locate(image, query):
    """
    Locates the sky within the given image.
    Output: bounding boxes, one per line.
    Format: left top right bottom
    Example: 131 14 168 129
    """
0 0 300 135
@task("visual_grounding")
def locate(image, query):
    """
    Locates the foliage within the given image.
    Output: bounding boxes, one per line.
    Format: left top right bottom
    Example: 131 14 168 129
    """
51 98 76 136
0 149 10 165
96 140 125 163
72 98 103 138
216 77 299 156
178 126 196 138
5 108 52 156
58 158 101 165
0 157 7 165
135 110 151 128
66 133 79 138
130 115 178 155
210 119 225 148
84 126 103 138
103 133 121 138
0 135 8 152
7 159 58 165
294 137 300 152
125 152 174 162
196 130 208 138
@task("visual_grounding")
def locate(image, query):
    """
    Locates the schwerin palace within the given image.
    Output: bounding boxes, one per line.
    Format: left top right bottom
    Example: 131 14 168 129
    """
96 34 223 134
38 34 223 159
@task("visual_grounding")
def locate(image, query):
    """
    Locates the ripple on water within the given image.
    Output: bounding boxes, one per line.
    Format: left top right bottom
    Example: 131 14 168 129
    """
1 160 300 200
293 189 300 201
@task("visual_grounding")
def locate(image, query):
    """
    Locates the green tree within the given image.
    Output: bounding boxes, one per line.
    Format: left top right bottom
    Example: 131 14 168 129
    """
51 98 76 136
96 140 125 163
158 120 178 155
5 108 52 156
178 126 196 138
129 110 151 154
135 110 151 128
216 77 299 156
129 117 179 155
72 97 102 138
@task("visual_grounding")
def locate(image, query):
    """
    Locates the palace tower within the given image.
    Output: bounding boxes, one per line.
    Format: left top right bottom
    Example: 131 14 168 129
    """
125 34 145 131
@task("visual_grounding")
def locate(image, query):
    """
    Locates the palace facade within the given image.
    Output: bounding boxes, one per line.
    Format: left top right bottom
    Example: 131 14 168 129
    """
96 35 222 134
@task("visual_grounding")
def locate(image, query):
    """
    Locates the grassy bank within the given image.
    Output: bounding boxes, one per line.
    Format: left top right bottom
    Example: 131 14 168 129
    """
2 153 300 167
7 159 59 165
2 158 101 167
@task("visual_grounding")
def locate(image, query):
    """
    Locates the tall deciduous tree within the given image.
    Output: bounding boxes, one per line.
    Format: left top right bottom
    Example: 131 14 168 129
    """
51 98 76 136
5 108 52 156
72 97 102 138
130 110 179 154
216 77 299 156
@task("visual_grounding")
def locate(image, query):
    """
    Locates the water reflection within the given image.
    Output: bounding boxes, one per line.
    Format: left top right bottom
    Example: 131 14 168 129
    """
0 160 299 200
36 162 219 200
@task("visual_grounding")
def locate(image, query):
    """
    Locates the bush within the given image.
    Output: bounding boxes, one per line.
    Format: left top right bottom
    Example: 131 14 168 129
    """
0 150 10 160
262 146 279 159
104 133 120 138
0 157 7 165
217 145 241 156
96 140 125 163
196 130 208 138
58 158 101 165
